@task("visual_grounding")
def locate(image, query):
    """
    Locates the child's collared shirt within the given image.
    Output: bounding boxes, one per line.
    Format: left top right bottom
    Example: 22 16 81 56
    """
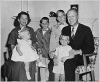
53 45 72 74
35 28 51 58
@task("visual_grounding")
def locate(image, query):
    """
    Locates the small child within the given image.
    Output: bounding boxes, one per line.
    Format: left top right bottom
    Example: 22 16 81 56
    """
52 34 73 81
11 28 46 80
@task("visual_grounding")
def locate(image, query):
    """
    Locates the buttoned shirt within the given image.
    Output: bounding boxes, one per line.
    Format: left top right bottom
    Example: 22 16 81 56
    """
42 28 49 35
71 23 79 35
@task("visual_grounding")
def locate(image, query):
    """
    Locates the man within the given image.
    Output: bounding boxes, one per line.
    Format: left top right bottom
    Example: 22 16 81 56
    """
49 10 68 81
62 8 94 81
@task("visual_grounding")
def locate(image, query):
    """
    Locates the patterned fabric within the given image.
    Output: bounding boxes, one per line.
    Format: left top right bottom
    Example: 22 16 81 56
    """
35 28 51 58
75 37 99 74
75 55 96 74
71 27 74 39
75 64 95 74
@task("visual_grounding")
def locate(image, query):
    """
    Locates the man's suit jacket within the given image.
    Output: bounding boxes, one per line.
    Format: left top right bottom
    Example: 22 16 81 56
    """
62 23 94 65
62 23 94 54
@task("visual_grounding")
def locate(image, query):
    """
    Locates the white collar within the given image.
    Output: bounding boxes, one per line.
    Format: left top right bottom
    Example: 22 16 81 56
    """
42 28 49 31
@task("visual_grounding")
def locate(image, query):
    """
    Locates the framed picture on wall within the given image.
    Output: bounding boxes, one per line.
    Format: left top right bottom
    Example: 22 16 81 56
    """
71 4 78 12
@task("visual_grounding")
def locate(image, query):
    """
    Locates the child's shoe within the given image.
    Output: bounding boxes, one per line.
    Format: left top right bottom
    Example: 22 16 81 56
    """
37 62 46 68
26 72 31 80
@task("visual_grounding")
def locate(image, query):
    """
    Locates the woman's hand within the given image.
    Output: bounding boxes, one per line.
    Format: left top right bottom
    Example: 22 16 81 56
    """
16 44 23 56
19 52 23 56
53 58 58 66
49 51 55 59
37 48 42 55
16 44 20 47
31 46 36 51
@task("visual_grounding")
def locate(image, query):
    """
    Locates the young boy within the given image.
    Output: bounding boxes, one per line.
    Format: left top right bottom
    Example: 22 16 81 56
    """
53 34 74 81
35 17 51 81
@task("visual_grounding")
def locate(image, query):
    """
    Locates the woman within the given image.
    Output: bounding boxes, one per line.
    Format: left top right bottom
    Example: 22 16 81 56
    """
7 11 37 81
49 10 68 81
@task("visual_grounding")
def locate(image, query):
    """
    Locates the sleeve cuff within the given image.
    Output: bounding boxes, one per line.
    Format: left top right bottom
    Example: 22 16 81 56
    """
79 49 82 55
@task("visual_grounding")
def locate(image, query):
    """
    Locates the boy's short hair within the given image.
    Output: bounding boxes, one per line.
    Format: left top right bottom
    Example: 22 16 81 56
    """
40 17 49 23
59 34 69 40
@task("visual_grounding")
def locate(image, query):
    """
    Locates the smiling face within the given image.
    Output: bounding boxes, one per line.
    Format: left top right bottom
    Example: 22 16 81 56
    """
40 19 49 29
18 14 28 27
67 10 79 27
57 11 66 24
60 35 69 46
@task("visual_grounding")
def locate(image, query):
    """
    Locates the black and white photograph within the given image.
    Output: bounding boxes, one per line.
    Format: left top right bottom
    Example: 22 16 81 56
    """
1 0 99 81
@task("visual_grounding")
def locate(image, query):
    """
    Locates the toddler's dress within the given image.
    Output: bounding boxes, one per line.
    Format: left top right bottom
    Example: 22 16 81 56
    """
53 45 72 74
11 39 39 62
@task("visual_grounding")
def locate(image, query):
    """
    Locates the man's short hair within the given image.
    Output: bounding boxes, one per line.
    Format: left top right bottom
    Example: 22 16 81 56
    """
67 8 78 15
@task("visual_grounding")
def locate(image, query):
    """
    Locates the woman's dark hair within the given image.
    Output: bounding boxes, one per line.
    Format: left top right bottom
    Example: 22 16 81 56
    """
14 11 31 27
40 17 49 23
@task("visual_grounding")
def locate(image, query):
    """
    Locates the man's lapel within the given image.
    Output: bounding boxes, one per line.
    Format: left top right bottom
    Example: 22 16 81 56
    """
73 23 82 40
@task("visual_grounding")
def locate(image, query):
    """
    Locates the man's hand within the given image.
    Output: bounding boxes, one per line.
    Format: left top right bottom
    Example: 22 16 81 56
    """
69 49 82 56
49 51 55 59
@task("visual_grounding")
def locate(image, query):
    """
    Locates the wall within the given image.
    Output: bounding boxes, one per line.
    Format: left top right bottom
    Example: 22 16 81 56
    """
1 1 22 65
28 1 99 18
28 1 99 34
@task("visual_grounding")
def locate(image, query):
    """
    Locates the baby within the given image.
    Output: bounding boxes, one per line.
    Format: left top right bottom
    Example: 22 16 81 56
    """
11 28 46 80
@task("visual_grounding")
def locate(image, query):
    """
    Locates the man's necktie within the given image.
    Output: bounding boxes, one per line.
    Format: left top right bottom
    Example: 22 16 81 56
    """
71 27 74 39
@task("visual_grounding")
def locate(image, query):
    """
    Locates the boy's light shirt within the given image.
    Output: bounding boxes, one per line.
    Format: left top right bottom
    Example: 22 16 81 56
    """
42 28 49 35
